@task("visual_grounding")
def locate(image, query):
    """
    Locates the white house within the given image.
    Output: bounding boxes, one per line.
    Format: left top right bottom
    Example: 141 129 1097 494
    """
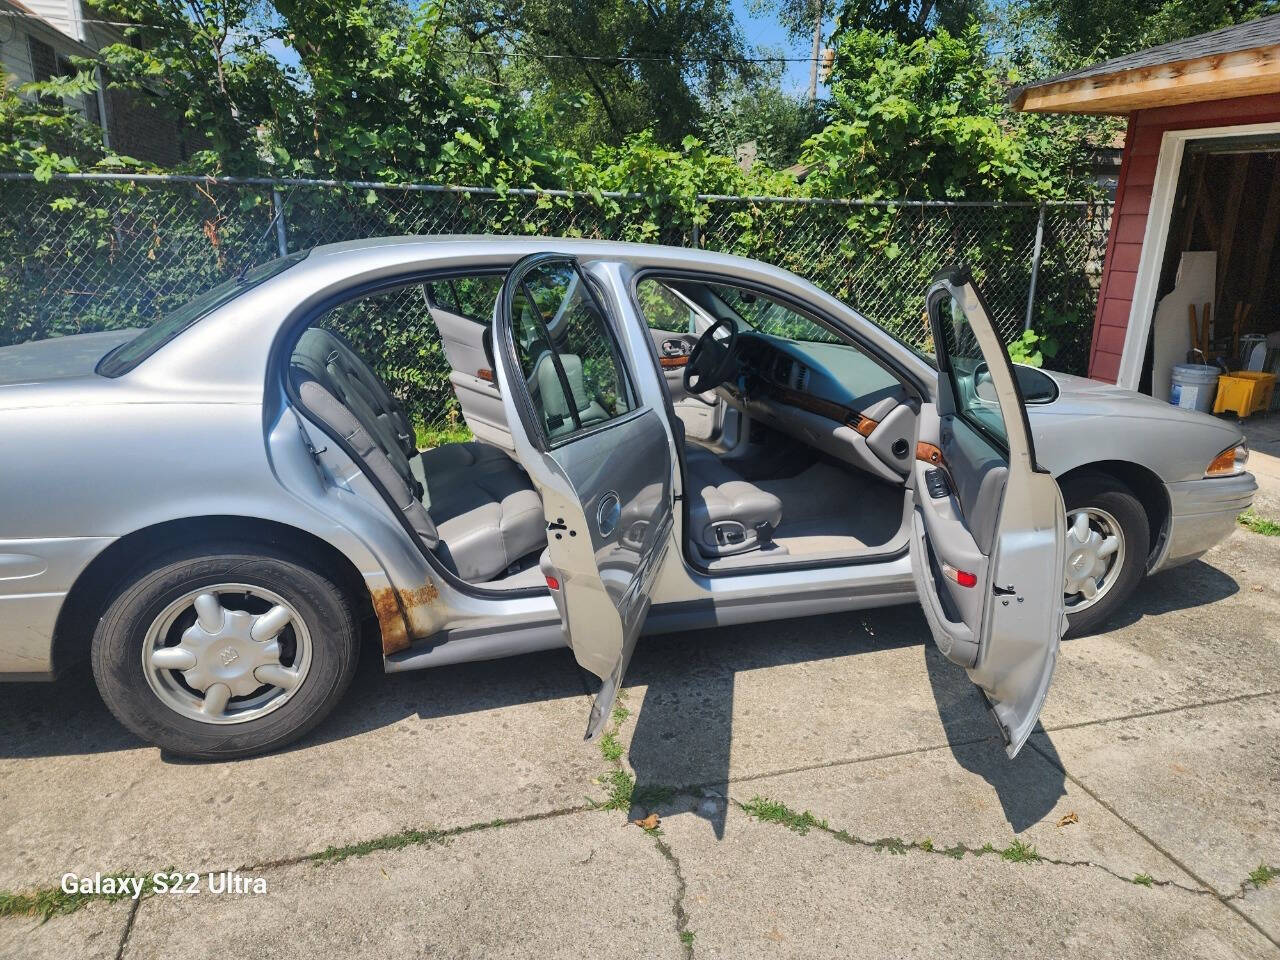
0 0 189 165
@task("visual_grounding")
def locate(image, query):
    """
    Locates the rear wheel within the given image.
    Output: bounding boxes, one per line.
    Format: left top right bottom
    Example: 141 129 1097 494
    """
1061 474 1150 637
91 544 359 759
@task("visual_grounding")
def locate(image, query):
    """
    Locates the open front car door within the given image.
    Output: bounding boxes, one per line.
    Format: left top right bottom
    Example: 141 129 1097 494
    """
493 253 675 740
910 267 1067 757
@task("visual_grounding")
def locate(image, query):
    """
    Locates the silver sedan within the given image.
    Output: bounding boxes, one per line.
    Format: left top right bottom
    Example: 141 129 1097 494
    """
0 238 1255 759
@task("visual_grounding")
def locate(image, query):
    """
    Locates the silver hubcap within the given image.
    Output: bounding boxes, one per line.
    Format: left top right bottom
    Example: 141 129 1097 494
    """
1063 508 1124 613
142 584 312 725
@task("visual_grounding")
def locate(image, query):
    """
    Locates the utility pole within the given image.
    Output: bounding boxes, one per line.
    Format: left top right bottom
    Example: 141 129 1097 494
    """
807 0 825 104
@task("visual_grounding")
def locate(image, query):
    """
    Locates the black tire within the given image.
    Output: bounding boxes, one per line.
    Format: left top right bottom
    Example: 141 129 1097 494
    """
90 543 359 760
1061 473 1150 638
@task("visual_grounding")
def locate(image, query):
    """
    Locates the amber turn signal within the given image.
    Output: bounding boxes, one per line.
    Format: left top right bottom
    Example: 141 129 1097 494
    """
1205 444 1248 477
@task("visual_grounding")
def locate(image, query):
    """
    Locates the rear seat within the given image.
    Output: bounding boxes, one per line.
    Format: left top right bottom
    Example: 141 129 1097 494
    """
290 328 547 584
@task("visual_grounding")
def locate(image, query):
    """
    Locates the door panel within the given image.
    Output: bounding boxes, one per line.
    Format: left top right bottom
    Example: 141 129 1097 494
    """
425 283 515 451
910 269 1066 757
635 278 727 442
493 254 674 740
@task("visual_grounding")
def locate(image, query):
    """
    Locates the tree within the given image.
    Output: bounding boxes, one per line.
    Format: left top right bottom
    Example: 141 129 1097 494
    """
1016 0 1279 63
447 0 752 151
832 0 984 43
802 25 1070 201
696 72 825 168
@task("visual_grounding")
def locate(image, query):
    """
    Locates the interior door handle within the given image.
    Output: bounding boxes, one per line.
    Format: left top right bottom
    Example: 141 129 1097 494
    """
662 339 690 356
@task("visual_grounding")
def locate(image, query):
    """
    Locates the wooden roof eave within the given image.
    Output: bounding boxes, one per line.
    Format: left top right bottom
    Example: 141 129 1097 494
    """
1013 44 1280 114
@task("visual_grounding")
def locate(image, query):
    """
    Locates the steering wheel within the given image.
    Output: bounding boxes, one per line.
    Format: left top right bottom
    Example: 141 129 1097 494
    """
683 317 739 394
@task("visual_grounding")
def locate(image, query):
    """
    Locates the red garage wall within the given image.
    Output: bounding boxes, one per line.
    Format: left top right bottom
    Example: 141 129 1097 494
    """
1088 92 1280 382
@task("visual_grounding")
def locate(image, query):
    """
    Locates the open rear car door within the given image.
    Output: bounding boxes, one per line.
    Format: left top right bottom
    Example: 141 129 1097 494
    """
492 253 675 740
910 267 1067 757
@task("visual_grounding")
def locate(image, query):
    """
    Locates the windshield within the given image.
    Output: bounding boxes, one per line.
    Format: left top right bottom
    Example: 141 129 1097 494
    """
97 251 309 377
705 283 841 343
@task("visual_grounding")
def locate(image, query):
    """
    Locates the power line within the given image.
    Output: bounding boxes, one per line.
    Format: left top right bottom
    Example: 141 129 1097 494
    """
0 8 819 64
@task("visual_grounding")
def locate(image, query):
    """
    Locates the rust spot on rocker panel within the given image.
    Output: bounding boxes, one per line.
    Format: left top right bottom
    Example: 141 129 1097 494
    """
370 582 443 656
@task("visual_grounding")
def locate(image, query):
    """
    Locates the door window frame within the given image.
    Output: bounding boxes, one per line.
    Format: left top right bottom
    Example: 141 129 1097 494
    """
496 253 646 454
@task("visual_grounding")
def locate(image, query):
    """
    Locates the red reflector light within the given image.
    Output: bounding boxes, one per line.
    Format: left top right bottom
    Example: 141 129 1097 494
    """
942 563 978 588
545 576 560 590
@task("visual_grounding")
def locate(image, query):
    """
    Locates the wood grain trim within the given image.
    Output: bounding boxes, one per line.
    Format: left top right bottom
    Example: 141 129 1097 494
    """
659 356 689 369
853 415 878 438
916 441 944 466
477 368 494 382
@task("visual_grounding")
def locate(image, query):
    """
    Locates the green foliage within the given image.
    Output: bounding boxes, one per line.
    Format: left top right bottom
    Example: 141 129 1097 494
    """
805 25 1064 202
697 75 825 169
1238 511 1280 537
1248 864 1279 888
1018 0 1279 63
450 0 752 152
833 0 986 44
740 796 825 834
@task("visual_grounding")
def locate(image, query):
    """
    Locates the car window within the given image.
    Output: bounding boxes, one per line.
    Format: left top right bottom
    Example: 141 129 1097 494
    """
97 252 308 377
509 262 635 442
932 289 1008 449
424 274 504 323
635 278 698 333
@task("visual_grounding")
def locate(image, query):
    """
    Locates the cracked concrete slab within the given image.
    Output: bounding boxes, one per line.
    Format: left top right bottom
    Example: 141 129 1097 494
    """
673 736 1201 887
122 811 684 960
0 901 129 960
661 801 1273 959
615 531 1280 796
1031 693 1280 940
0 647 599 891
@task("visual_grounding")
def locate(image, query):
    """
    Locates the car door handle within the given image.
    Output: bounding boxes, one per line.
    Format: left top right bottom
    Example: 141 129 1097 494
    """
662 339 690 356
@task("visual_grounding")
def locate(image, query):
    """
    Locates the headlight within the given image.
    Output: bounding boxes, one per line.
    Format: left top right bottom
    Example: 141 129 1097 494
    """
1205 442 1249 477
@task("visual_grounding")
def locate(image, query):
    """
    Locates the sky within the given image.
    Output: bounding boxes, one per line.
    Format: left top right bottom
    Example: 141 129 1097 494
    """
730 0 836 96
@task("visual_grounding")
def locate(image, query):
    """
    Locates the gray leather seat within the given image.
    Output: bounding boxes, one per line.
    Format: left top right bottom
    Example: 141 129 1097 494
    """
290 328 547 584
684 446 783 557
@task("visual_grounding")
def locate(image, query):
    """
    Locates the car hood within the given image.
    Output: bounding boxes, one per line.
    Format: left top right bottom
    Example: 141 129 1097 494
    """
1035 368 1236 431
0 328 141 387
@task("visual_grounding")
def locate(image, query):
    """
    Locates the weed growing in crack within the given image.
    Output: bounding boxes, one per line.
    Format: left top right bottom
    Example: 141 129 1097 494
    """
1248 864 1278 889
0 873 156 921
1238 511 1280 536
1132 873 1154 887
599 730 623 763
740 796 824 835
680 930 696 947
1001 839 1041 864
311 827 451 863
597 769 636 811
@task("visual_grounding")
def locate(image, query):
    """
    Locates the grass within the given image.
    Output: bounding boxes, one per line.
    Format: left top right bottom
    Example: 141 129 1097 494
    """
414 421 474 450
740 796 824 835
1237 511 1280 536
1248 864 1279 889
1000 839 1042 864
679 930 696 947
1132 873 1155 887
599 730 623 763
0 873 154 921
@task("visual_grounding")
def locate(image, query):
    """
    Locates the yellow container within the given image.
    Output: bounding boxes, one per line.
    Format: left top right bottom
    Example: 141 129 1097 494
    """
1212 371 1277 417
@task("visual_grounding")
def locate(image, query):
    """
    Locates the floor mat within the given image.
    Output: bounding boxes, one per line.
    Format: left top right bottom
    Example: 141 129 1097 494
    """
758 461 906 554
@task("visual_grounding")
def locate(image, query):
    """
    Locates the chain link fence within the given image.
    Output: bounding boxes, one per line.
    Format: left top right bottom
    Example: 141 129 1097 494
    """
0 172 1111 431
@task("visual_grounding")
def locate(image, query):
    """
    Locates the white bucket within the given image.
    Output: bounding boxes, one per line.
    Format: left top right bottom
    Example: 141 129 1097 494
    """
1169 363 1219 413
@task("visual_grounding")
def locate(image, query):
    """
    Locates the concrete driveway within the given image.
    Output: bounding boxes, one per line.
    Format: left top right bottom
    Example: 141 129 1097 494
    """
1 526 1278 959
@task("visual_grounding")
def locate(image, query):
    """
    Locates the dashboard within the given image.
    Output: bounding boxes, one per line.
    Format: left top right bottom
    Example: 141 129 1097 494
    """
719 331 921 484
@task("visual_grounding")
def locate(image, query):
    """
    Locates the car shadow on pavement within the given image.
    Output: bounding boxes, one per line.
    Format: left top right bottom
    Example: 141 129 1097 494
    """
621 603 1070 839
0 559 1238 787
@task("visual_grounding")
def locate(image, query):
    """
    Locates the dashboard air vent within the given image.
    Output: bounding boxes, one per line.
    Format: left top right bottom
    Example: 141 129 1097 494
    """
795 364 810 391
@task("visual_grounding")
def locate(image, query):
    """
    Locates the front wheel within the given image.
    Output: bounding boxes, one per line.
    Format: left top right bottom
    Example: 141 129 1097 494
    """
91 544 360 759
1060 474 1151 638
